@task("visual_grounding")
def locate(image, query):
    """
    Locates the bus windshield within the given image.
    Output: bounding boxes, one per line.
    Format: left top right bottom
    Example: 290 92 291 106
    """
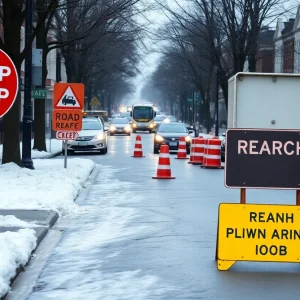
132 106 153 120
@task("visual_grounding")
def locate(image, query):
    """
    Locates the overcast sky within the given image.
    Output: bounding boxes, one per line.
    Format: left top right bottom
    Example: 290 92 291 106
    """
123 0 177 104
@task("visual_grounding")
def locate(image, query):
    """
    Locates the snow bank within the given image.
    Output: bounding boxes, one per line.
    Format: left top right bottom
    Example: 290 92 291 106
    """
0 158 95 216
0 229 37 298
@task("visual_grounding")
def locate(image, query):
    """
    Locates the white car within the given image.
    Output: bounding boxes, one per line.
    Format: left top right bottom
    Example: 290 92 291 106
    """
63 118 108 155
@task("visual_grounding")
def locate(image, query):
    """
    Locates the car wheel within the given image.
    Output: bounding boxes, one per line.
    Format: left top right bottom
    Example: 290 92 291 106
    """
187 149 190 155
153 145 159 154
221 155 225 162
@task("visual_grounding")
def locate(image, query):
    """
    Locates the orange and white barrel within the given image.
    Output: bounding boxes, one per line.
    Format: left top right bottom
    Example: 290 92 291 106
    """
202 137 223 169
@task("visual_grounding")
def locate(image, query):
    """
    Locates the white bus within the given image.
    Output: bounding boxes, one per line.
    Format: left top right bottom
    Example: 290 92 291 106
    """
130 104 156 133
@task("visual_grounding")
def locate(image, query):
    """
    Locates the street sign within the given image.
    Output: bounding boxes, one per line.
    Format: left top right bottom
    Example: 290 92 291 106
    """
52 109 82 131
225 129 300 189
90 96 100 106
54 83 84 109
56 131 79 140
31 88 47 99
0 49 19 118
217 203 300 268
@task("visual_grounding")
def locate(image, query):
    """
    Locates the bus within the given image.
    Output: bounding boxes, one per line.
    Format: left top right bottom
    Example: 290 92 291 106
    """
130 104 156 133
83 110 109 122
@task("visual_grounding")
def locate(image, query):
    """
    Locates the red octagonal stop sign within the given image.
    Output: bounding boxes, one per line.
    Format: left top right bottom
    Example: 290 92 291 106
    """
0 49 18 118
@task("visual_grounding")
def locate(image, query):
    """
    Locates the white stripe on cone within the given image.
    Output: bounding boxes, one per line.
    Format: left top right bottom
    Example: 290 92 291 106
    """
206 155 221 159
157 165 171 170
159 153 169 158
208 145 221 150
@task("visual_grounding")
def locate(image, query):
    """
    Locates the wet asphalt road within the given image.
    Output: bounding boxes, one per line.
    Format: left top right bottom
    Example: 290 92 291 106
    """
28 133 300 300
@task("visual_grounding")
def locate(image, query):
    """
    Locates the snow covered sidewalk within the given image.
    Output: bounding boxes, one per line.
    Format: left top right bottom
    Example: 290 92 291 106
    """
0 139 63 159
0 158 95 298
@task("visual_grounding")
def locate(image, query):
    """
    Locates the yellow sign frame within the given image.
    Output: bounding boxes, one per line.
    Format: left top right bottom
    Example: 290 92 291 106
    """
216 203 300 271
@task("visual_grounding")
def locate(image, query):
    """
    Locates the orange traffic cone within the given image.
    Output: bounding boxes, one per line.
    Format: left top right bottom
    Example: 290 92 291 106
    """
175 136 189 159
201 137 224 169
132 135 145 157
153 145 175 179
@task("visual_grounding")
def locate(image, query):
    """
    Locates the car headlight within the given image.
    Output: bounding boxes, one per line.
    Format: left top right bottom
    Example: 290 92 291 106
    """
164 119 170 123
110 125 116 131
149 123 154 128
132 123 137 128
93 133 105 140
124 126 131 132
155 135 164 142
185 136 191 142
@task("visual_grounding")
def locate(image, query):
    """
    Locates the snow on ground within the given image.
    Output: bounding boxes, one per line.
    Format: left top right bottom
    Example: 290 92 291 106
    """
0 229 37 298
0 139 63 159
0 215 41 228
28 166 174 300
0 158 95 216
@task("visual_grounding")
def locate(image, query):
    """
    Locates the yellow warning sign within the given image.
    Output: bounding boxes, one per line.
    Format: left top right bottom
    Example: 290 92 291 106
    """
217 203 300 268
89 96 100 106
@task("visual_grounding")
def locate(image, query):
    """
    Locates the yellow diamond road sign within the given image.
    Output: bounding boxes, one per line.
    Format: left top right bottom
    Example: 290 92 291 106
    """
217 203 300 263
90 96 100 106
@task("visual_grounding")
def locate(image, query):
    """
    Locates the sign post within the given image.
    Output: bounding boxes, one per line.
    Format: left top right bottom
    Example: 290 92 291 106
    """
52 83 84 168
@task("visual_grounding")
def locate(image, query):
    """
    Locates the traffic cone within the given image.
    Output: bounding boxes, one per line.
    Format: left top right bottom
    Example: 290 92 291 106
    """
201 137 224 169
175 136 189 159
188 138 196 164
131 135 145 157
153 145 175 179
189 137 204 165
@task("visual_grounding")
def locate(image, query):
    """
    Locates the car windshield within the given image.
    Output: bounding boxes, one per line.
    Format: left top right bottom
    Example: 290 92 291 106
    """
154 116 165 121
158 124 187 133
82 121 102 130
133 106 153 119
121 112 130 118
112 118 128 124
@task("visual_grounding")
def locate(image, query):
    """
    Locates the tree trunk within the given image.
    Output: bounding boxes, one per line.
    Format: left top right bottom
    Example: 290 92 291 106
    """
1 1 23 165
248 53 257 72
32 49 48 151
33 8 48 151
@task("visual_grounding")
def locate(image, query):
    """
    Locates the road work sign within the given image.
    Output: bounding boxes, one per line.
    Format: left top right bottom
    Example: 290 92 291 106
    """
225 129 300 189
56 131 79 140
52 109 82 131
0 49 19 118
216 203 300 270
54 83 84 109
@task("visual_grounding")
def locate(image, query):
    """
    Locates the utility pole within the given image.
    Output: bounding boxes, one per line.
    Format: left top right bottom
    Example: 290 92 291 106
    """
214 66 219 138
22 0 34 169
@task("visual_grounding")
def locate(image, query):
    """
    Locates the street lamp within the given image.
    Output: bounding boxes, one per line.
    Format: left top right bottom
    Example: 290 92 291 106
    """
22 0 34 169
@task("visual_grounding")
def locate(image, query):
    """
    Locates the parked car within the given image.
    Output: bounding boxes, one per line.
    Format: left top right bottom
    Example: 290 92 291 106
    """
63 118 108 155
153 122 193 154
110 118 132 136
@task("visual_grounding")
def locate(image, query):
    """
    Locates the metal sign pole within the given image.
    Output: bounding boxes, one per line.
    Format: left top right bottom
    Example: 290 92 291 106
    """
64 140 68 168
